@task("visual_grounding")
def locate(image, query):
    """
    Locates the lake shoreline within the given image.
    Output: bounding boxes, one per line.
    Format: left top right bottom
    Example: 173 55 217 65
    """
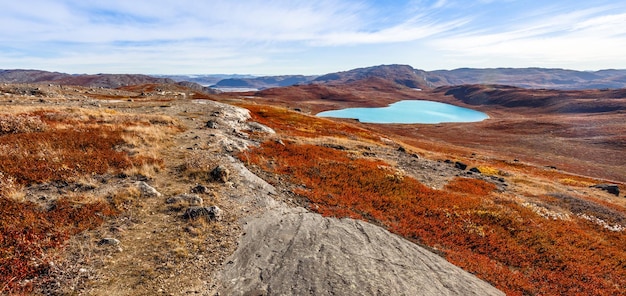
317 100 489 124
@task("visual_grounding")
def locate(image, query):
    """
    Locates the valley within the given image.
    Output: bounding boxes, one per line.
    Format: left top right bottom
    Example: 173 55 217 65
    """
0 65 625 295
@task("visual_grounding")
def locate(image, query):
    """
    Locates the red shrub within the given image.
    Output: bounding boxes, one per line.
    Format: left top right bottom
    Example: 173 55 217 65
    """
445 177 497 196
240 140 626 295
240 104 381 141
0 198 116 293
0 120 161 185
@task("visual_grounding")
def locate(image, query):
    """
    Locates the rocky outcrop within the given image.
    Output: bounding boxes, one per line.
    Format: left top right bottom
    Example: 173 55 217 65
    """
219 206 504 296
591 184 620 196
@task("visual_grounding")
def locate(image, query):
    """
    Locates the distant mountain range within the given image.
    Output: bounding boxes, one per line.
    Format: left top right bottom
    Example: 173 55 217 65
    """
426 68 626 90
162 65 626 90
0 69 218 93
152 74 257 87
2 65 626 91
0 69 175 88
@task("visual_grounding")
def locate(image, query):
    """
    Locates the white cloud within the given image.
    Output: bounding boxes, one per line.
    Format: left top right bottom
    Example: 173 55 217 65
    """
430 6 626 69
0 0 367 43
1 0 625 73
309 16 468 45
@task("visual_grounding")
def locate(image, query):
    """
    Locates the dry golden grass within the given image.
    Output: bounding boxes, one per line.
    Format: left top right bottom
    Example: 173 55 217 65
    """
174 150 225 183
476 165 504 176
558 177 595 187
0 106 181 294
0 108 180 185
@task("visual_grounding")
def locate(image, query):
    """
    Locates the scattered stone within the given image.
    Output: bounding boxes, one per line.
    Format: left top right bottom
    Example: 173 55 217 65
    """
134 174 149 182
211 165 230 183
137 181 162 198
183 206 222 222
590 184 620 196
205 120 219 129
191 184 209 194
397 146 406 153
469 167 481 174
444 159 453 164
166 194 203 206
411 153 419 159
455 161 468 170
98 238 120 246
322 143 347 150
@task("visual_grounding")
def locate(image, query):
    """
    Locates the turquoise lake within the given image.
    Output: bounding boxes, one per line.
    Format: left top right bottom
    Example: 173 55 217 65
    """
317 100 489 124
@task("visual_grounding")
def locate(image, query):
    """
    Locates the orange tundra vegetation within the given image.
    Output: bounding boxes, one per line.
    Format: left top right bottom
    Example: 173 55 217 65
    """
238 103 381 141
0 109 172 293
0 198 115 293
239 140 626 295
0 110 167 186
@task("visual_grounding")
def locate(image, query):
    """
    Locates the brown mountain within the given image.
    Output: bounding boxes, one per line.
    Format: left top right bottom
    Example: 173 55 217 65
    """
0 69 176 88
6 65 626 91
211 75 315 89
435 84 626 113
313 64 430 89
426 67 626 90
212 65 626 91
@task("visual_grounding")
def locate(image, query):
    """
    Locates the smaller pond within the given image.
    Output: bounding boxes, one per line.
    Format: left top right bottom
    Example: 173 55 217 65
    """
317 100 489 124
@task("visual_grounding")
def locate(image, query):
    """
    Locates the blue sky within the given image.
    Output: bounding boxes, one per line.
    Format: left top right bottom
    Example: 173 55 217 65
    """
1 0 625 75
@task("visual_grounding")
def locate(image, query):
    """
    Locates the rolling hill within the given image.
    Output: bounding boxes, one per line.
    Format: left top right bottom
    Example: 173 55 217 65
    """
1 66 625 294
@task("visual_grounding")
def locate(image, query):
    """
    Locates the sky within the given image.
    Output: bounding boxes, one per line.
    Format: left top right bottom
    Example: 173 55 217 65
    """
1 0 626 75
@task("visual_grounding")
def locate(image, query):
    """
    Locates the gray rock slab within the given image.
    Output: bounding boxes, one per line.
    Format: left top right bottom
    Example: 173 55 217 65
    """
219 207 504 296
